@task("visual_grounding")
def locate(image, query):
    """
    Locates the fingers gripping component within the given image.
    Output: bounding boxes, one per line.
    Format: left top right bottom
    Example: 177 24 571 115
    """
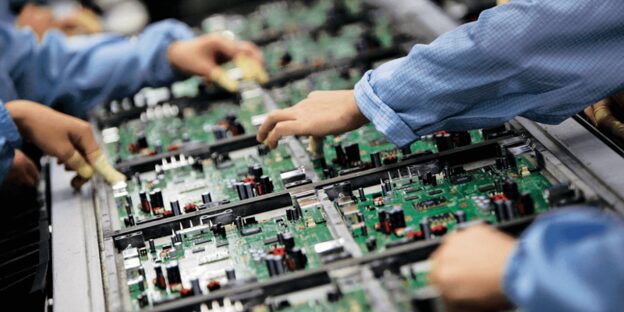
89 150 127 185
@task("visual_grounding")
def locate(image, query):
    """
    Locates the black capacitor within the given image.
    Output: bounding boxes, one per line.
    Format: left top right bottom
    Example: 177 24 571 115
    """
212 223 226 238
504 200 516 220
154 266 167 289
274 256 285 275
139 190 151 213
259 175 273 194
344 143 361 163
150 189 164 209
235 216 243 230
282 232 295 250
170 200 181 216
235 183 247 200
494 199 507 222
419 218 432 240
154 142 163 154
258 144 270 156
435 133 453 152
138 294 149 308
149 239 156 253
518 192 535 216
451 131 472 147
370 152 382 168
366 237 377 251
244 182 255 199
265 255 277 277
360 224 368 237
250 164 263 180
213 127 228 140
202 192 212 204
290 247 307 270
191 279 202 295
137 133 148 149
286 208 295 221
226 269 236 281
454 210 467 223
333 144 347 166
356 212 364 223
389 207 406 229
277 232 285 245
125 195 133 216
358 188 366 202
378 210 387 223
166 262 182 285
182 132 191 143
401 144 412 156
503 180 520 200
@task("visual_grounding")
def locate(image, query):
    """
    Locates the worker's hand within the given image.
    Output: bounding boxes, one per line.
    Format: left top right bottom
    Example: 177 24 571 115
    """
6 150 40 187
168 33 263 82
257 90 369 149
429 224 516 311
5 100 98 175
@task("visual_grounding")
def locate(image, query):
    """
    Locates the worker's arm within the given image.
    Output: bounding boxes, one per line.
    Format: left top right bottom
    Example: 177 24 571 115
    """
503 208 624 311
429 208 624 311
0 102 23 183
259 0 624 147
0 19 193 117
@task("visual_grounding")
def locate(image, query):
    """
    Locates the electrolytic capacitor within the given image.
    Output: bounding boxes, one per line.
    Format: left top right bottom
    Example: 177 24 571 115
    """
201 192 212 204
518 192 535 216
401 144 412 156
370 152 382 168
494 199 507 222
226 269 236 281
333 144 347 166
150 189 164 209
504 200 516 220
191 279 202 295
435 133 453 152
344 143 361 163
419 218 432 239
250 164 263 180
244 182 254 199
125 195 133 216
266 255 277 277
235 183 247 200
358 188 366 202
170 200 181 216
290 247 307 270
282 232 295 251
166 262 182 286
503 180 520 200
154 266 167 289
139 190 151 213
454 210 467 223
366 237 377 251
389 207 406 229
273 256 285 275
149 239 156 253
137 133 148 150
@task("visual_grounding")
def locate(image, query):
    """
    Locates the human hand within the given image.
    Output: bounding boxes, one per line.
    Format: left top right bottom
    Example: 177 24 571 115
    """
257 90 369 149
5 100 97 179
428 224 516 311
168 33 264 86
6 149 39 187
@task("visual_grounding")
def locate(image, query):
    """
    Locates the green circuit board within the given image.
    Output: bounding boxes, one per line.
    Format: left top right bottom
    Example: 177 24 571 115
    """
123 203 336 310
262 20 394 75
260 289 371 312
336 154 552 254
102 95 266 163
112 144 300 229
202 0 363 42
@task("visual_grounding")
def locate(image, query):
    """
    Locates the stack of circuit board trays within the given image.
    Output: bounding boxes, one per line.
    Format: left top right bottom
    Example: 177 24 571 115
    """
90 1 600 311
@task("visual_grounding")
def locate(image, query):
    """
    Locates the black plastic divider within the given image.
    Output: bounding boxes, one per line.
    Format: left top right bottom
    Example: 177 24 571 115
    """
109 137 513 247
114 134 261 174
149 216 535 312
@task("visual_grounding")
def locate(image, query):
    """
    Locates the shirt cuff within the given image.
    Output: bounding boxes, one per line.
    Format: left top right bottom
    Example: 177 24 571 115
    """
0 104 22 183
354 70 418 147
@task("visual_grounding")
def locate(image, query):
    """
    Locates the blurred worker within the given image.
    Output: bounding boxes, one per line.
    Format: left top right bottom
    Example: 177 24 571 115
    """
257 0 624 311
0 18 262 187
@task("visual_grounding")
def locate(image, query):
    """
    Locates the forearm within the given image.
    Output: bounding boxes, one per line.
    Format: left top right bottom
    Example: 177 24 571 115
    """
0 102 22 183
4 19 194 117
355 0 624 146
503 207 624 312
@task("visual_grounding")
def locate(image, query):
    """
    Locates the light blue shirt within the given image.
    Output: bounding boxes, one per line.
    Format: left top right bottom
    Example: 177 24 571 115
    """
0 19 193 182
354 0 624 310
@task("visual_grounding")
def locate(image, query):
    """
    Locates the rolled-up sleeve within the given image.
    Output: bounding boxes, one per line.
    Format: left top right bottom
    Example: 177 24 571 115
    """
503 207 624 312
0 101 22 183
0 19 194 117
355 0 624 147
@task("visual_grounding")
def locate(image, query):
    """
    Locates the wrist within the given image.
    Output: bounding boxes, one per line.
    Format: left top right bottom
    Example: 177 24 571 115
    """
348 90 370 127
5 101 27 125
